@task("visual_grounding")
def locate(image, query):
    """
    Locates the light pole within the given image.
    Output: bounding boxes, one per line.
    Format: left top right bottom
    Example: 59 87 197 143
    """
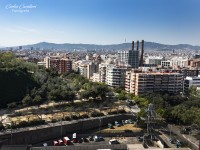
99 118 101 134
6 119 13 145
60 118 63 138
10 124 12 145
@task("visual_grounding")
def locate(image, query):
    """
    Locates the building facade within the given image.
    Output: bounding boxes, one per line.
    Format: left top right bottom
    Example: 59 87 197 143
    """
43 56 72 74
106 66 127 88
99 64 107 83
184 76 200 93
161 60 173 68
118 50 139 69
125 71 183 95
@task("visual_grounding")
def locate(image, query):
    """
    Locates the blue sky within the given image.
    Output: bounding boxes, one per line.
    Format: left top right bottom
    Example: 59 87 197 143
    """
0 0 200 46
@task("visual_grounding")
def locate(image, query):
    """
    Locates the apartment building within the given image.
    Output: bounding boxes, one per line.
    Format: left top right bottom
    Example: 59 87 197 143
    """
99 64 107 83
60 59 72 73
125 71 183 95
43 56 72 74
44 56 50 68
92 73 100 82
172 69 200 78
171 57 188 69
76 60 99 79
106 66 127 88
184 76 200 93
87 62 99 79
188 58 200 69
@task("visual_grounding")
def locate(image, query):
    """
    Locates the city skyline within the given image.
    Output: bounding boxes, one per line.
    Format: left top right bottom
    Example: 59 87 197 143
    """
0 0 200 47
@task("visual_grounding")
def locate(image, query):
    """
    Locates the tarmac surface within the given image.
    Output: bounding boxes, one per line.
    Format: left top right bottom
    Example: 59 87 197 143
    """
33 135 141 147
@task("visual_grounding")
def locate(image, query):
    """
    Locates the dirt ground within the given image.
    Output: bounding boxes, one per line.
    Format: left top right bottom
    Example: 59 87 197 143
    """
102 124 142 132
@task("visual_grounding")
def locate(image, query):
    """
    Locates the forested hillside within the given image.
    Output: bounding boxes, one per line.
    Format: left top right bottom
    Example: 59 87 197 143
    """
0 68 38 107
0 52 110 109
0 53 39 108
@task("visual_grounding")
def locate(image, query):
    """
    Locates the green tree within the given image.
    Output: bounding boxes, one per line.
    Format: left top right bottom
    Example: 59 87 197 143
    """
116 91 127 100
33 95 42 105
22 94 32 106
188 86 200 97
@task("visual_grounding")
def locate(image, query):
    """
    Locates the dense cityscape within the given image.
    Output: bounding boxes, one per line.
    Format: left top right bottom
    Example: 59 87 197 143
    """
0 0 200 150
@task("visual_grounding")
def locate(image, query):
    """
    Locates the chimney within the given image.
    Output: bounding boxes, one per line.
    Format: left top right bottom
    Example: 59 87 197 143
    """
140 40 144 66
132 41 134 50
136 40 139 51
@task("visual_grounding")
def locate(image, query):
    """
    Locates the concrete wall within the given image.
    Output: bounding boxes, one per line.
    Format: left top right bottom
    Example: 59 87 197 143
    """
0 114 135 146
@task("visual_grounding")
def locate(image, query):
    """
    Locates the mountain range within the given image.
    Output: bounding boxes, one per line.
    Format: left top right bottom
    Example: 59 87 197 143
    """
2 42 200 51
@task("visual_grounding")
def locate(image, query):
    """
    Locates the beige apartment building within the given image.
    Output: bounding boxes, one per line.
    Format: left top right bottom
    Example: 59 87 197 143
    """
125 70 183 95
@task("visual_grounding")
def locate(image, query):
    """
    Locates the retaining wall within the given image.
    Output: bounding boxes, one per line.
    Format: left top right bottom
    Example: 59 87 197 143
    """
0 114 135 146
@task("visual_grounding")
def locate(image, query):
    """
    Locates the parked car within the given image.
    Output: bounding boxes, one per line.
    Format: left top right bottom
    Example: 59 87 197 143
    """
43 143 47 147
176 140 182 148
87 136 93 141
137 136 143 142
181 127 192 134
81 137 88 143
71 138 78 143
94 135 104 142
125 119 134 124
58 139 63 145
115 121 122 127
108 123 113 129
53 140 59 146
109 139 119 144
98 136 104 141
169 137 176 144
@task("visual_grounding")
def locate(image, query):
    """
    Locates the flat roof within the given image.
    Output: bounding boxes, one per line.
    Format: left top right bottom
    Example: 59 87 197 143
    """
135 72 182 75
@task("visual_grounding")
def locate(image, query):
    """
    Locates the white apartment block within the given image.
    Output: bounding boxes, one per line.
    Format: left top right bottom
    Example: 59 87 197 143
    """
145 56 163 65
79 64 88 78
184 76 200 93
106 66 127 88
44 56 50 68
171 57 188 69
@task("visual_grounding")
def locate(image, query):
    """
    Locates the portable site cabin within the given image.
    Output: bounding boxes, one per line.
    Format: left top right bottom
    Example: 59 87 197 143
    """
63 137 71 145
72 133 78 143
